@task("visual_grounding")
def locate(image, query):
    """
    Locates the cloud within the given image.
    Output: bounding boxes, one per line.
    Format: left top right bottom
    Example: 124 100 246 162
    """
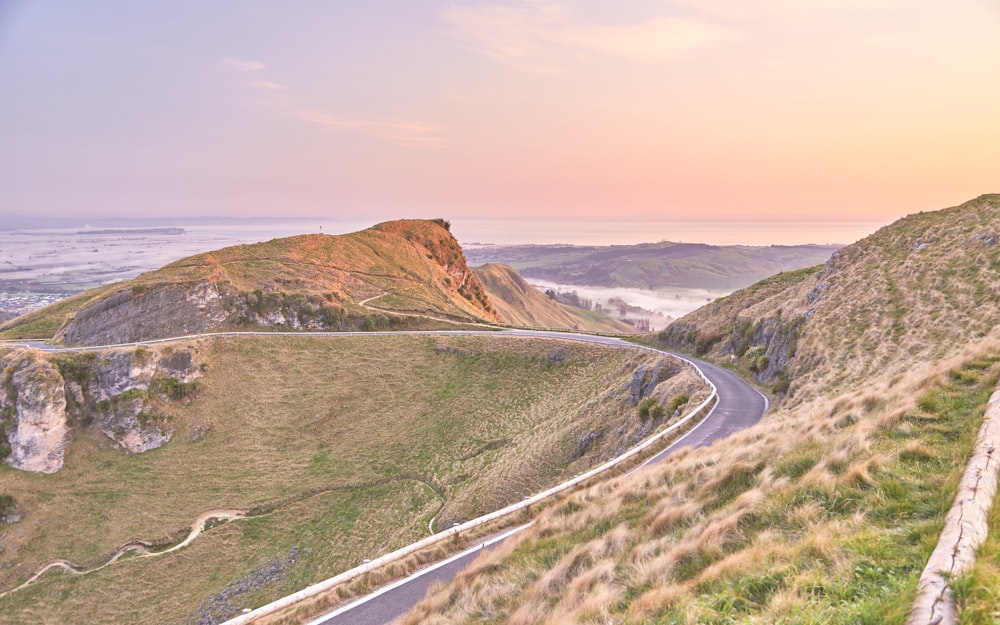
441 3 560 61
294 111 446 148
441 2 737 67
222 57 266 73
251 80 287 91
671 0 902 20
221 57 442 147
555 17 736 64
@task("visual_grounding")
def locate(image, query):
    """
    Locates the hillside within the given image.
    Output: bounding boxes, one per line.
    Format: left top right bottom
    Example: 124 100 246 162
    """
474 263 638 333
660 194 1000 402
0 219 500 345
464 241 840 290
395 195 1000 624
0 220 637 344
0 334 707 624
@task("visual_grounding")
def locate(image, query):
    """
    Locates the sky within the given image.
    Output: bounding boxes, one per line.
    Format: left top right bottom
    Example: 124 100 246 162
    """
0 1 998 233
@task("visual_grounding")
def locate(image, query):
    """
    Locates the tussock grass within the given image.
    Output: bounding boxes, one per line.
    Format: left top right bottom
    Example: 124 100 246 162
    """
396 338 1000 625
0 335 692 624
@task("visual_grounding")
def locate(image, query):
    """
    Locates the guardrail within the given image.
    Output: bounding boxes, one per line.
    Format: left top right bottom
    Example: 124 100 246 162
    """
219 339 718 625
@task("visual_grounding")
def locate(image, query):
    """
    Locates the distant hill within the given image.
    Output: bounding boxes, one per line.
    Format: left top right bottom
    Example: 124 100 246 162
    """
0 219 634 344
474 264 637 333
464 241 841 290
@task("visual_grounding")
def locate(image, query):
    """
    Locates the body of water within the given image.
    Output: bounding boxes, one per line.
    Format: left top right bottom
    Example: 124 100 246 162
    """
450 219 884 247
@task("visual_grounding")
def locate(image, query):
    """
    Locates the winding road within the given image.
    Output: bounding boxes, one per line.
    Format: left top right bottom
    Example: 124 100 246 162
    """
5 329 767 625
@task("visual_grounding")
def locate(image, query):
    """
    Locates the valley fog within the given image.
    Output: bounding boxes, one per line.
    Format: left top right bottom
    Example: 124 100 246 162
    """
525 278 728 331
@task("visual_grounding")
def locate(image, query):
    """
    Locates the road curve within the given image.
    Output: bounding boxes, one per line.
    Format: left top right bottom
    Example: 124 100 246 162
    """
311 340 768 625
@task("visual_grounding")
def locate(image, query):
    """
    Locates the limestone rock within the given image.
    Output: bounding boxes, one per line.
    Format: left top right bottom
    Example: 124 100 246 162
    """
1 351 70 474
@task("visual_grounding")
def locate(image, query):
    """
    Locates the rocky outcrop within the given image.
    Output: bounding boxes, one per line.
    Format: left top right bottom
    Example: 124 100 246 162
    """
56 282 234 346
0 350 70 474
1 345 202 472
628 358 684 405
372 219 501 322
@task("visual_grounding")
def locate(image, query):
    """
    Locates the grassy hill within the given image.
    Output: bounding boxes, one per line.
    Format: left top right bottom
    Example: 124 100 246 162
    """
661 194 1000 402
395 194 1000 624
464 241 840 290
0 220 633 344
474 263 638 333
0 219 500 345
0 334 706 624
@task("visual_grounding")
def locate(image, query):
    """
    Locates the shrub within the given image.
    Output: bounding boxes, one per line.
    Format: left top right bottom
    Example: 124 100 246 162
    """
151 377 199 401
51 353 96 386
695 331 723 355
0 494 15 518
638 396 664 420
772 372 791 395
667 393 690 415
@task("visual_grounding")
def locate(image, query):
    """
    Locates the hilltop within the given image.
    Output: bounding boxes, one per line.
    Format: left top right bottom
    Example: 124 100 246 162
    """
0 219 632 344
395 195 1000 624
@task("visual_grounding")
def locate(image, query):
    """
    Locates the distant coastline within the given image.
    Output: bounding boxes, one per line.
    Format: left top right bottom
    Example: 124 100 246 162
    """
75 227 185 236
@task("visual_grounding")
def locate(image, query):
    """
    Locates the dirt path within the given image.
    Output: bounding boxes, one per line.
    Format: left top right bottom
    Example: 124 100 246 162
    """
0 509 245 599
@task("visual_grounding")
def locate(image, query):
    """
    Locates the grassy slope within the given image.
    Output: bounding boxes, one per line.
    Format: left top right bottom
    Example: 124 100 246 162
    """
0 221 647 341
395 195 1000 624
474 263 638 334
662 194 1000 402
0 220 500 342
0 334 702 625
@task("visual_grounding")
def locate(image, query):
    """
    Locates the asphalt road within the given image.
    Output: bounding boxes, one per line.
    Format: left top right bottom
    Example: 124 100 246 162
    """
642 355 768 464
313 342 768 625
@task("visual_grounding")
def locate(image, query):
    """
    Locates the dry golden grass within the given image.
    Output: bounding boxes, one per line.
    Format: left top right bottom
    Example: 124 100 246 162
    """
394 319 1000 623
0 334 693 624
661 194 1000 403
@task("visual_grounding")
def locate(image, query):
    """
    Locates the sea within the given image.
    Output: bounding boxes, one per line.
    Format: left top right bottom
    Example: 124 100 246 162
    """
213 218 881 248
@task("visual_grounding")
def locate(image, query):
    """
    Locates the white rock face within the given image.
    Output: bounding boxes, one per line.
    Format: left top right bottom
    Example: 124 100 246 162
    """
1 345 202 472
3 354 70 474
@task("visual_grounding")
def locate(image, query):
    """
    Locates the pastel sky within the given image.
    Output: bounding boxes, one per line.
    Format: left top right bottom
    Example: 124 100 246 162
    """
1 1 997 227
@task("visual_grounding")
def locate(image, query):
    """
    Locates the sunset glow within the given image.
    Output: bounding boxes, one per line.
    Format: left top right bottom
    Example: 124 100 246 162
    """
1 1 997 229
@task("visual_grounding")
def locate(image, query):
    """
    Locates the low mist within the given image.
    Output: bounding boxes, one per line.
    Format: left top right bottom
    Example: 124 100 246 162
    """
527 279 730 331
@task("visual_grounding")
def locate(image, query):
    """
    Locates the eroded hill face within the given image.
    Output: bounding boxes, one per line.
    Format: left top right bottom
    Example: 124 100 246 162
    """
661 194 1000 403
46 219 501 345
